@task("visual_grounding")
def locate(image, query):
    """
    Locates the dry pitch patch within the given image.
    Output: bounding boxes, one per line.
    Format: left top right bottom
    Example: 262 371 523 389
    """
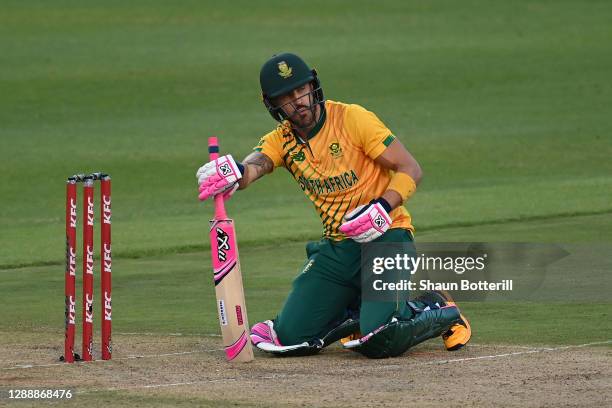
1 331 610 407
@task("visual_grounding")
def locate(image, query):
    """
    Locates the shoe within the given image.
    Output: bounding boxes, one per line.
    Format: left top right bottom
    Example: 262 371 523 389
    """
340 331 361 346
434 291 471 351
442 315 471 351
414 290 472 351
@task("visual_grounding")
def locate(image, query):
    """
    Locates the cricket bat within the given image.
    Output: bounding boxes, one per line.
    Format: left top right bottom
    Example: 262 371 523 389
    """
207 136 254 362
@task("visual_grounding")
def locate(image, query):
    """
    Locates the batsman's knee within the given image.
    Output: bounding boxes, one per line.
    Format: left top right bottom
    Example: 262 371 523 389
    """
274 319 309 346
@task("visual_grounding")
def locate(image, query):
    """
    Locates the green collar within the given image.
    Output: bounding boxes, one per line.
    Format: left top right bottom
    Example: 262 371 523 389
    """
291 104 326 143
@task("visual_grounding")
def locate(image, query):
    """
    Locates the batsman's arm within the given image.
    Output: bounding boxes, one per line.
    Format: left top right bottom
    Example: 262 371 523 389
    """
237 152 274 190
374 138 423 210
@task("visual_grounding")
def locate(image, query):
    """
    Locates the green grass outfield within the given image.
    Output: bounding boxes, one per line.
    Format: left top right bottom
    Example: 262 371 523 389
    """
1 0 611 350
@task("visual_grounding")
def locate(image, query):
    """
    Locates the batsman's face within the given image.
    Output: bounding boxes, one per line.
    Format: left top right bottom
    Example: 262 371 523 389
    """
275 83 318 129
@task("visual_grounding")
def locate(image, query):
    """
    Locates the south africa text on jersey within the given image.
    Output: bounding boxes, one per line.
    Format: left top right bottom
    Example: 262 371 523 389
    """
297 170 359 195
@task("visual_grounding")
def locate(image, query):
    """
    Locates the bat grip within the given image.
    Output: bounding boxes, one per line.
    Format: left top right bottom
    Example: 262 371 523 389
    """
208 137 228 219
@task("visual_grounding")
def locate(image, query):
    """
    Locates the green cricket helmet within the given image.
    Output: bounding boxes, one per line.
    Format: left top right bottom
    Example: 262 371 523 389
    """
260 52 325 122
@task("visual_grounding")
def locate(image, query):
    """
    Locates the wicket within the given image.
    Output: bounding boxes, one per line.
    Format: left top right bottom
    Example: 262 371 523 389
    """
62 172 112 363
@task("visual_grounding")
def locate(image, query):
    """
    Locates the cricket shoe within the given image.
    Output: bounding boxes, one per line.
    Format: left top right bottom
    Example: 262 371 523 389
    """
413 290 472 351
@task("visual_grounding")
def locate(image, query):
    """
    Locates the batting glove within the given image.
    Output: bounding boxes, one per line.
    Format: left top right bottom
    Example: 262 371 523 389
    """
196 155 244 201
339 198 392 243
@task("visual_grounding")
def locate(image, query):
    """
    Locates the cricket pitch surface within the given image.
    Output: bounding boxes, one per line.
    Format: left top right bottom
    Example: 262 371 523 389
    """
1 331 610 407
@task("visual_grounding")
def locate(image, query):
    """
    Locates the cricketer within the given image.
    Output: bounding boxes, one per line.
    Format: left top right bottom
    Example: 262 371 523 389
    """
196 53 471 358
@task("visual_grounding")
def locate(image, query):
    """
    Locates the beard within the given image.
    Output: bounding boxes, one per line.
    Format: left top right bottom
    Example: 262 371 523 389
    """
288 105 317 130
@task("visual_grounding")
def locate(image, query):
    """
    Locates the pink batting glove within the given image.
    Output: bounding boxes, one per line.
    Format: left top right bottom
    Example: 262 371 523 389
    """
339 201 392 243
250 320 283 347
196 154 242 201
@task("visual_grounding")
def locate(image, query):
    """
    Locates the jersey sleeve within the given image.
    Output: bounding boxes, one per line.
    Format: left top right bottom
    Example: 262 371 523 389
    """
344 104 396 159
253 129 284 169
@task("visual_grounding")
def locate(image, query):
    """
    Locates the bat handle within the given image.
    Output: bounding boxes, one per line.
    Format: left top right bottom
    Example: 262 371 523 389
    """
208 136 228 219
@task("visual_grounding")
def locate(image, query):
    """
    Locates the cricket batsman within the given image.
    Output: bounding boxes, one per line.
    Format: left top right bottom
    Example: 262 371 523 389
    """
196 53 471 358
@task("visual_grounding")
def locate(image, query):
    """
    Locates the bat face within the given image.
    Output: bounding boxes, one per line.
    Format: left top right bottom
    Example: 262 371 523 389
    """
209 218 254 362
211 222 235 286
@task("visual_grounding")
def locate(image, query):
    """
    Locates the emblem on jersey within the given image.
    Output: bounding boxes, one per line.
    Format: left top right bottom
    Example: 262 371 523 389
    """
329 142 343 158
291 150 306 162
277 61 293 79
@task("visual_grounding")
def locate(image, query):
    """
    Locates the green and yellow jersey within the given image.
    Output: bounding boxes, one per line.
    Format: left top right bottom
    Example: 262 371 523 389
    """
254 100 414 240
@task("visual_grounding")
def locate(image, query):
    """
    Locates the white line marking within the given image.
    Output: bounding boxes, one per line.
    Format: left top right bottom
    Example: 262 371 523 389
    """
373 340 611 371
115 332 221 337
123 349 223 359
343 340 612 372
424 349 542 365
2 348 224 371
424 340 612 365
467 344 549 350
